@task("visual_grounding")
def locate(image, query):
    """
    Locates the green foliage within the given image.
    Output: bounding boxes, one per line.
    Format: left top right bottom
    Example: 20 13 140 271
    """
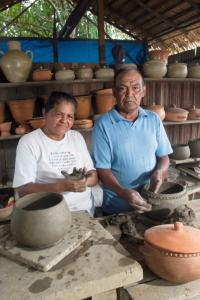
0 0 133 40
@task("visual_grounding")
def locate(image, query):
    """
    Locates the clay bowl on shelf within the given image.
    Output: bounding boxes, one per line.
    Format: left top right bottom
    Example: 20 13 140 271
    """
0 122 12 136
188 138 200 158
141 181 188 221
10 192 72 249
169 144 191 160
0 187 15 220
141 222 200 283
28 117 46 129
7 98 35 125
75 95 92 120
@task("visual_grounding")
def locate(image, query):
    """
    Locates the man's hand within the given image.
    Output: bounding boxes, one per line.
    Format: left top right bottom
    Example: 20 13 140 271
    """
149 170 163 193
122 189 152 212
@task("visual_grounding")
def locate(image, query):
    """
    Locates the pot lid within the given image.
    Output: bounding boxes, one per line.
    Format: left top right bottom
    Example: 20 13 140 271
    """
34 66 51 72
166 105 188 114
144 222 200 253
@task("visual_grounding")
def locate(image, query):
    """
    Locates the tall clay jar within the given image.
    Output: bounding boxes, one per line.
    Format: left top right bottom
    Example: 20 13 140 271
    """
75 95 92 120
0 41 33 83
95 89 116 114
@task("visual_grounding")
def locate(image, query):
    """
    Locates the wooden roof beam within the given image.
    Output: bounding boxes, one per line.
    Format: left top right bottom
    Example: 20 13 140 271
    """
185 0 200 13
59 0 95 38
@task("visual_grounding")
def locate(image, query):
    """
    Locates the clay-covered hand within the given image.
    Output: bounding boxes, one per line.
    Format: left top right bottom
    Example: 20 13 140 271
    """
122 189 152 212
149 169 163 193
57 177 87 193
61 167 86 181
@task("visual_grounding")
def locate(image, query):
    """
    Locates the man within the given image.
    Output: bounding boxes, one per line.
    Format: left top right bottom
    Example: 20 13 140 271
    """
92 68 172 215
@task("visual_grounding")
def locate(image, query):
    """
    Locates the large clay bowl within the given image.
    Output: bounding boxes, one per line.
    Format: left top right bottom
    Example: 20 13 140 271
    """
141 182 188 220
7 99 35 124
140 242 200 283
11 192 71 249
169 144 190 160
75 95 92 119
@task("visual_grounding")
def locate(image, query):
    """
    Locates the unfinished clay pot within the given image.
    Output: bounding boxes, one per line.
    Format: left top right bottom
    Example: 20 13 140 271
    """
0 102 5 123
141 222 200 283
95 88 116 114
188 138 200 157
11 192 71 249
167 61 188 78
7 98 35 124
169 144 190 160
141 181 188 220
55 68 75 80
188 63 200 79
143 59 167 78
76 66 93 79
146 102 165 120
0 41 33 83
95 66 114 79
75 95 92 119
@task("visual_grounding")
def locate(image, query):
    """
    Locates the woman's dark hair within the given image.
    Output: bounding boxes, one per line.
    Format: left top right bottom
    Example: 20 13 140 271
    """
44 91 77 112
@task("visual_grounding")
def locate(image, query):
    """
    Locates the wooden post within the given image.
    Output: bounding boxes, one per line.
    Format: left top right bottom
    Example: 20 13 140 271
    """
97 0 105 66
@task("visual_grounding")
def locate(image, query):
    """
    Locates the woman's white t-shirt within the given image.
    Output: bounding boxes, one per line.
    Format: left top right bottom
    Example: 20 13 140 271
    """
13 129 95 214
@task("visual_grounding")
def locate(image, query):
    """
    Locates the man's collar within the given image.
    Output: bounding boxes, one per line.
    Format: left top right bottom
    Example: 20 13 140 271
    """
109 106 147 124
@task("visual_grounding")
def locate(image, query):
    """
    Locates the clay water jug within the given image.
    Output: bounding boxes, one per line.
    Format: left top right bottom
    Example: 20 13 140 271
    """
0 41 33 83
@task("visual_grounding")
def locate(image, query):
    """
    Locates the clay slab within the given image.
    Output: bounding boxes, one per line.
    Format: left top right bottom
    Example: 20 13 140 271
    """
0 213 91 271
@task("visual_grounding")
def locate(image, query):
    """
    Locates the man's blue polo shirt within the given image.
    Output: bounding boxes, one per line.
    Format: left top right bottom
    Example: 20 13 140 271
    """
92 107 173 214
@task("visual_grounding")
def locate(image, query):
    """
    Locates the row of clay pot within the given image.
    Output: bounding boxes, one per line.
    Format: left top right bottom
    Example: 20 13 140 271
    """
143 60 200 79
170 139 200 160
147 103 200 122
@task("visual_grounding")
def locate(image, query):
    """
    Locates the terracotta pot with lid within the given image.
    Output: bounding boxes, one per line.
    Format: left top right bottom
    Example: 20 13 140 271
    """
165 105 188 122
141 222 200 283
146 102 165 120
32 67 53 81
187 105 200 120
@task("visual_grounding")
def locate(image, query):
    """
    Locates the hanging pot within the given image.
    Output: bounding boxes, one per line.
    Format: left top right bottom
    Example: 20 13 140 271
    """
143 59 167 78
0 41 33 83
146 102 165 120
76 66 93 80
11 192 72 249
188 63 200 79
140 222 200 283
75 95 92 120
95 88 116 114
95 66 114 79
55 68 75 80
167 61 188 78
32 66 53 81
165 105 188 122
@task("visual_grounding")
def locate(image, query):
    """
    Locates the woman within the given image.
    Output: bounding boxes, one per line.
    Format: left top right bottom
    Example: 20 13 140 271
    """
13 91 98 215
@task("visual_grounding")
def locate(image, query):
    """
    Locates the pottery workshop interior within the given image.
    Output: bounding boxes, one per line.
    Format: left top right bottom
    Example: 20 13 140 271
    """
1 1 200 299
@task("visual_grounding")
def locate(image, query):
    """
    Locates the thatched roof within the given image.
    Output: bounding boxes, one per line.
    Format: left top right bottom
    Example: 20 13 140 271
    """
1 0 200 53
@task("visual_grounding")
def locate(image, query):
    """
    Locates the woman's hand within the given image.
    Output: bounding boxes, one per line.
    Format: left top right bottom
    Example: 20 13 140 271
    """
121 188 152 212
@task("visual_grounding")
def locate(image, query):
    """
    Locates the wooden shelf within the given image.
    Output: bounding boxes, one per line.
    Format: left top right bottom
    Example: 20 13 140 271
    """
144 77 200 82
163 120 200 125
0 78 112 88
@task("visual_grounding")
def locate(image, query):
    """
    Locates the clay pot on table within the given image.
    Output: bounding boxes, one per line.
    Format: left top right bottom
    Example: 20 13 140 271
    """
169 144 190 160
0 122 12 136
75 95 92 120
95 66 114 80
140 222 200 283
149 50 169 64
76 66 93 80
0 102 5 123
187 105 200 120
0 41 33 83
143 59 167 78
11 192 72 249
7 98 35 125
141 181 188 220
146 102 165 120
167 61 188 78
188 63 200 79
55 68 75 81
165 105 188 122
188 138 200 158
32 67 53 81
95 88 116 114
